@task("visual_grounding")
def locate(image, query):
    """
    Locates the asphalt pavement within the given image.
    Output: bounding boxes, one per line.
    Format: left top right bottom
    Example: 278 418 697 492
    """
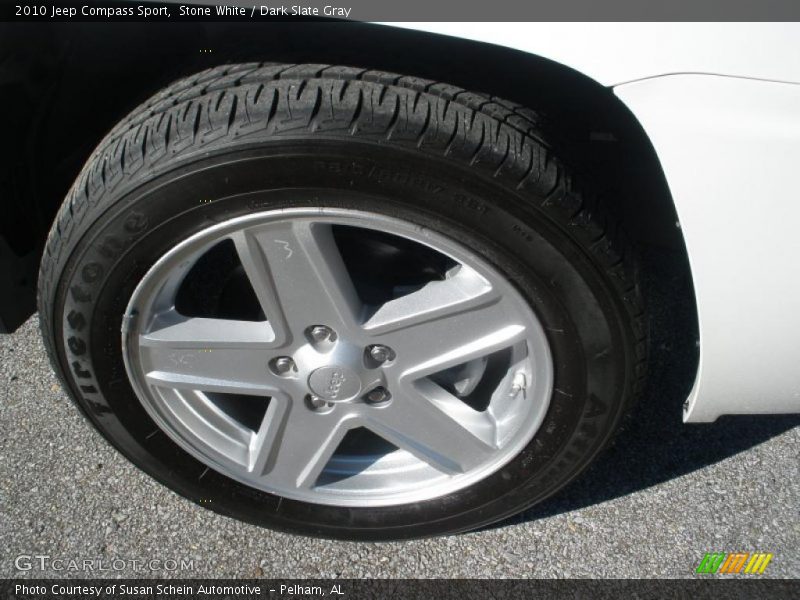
1 313 798 578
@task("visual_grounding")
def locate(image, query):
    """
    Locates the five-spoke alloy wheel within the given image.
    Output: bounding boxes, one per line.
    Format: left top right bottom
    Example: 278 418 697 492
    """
123 210 553 506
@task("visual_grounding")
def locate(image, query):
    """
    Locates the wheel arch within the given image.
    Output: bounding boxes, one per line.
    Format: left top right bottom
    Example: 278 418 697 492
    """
4 21 699 410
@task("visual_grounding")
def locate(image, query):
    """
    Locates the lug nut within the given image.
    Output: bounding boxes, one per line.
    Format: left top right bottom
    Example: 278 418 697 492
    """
306 394 334 413
508 372 527 397
365 387 391 405
309 325 335 343
271 356 295 375
308 394 326 408
368 344 395 363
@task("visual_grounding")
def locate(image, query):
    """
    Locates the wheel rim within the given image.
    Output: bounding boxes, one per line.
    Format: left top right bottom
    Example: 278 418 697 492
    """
122 208 553 507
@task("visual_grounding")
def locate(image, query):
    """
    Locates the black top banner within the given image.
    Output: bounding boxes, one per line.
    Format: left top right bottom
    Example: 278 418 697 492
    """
4 0 800 22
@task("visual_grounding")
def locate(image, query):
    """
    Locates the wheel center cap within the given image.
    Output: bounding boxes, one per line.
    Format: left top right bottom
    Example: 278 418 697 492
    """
308 365 361 402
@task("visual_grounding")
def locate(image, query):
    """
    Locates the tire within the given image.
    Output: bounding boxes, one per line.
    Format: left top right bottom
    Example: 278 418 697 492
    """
38 63 646 540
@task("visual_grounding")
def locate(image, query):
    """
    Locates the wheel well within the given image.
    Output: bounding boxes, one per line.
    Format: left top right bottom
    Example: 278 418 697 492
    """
1 21 695 338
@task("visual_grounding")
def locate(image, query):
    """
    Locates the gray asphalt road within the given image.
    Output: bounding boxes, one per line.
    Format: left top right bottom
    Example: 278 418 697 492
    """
1 316 798 579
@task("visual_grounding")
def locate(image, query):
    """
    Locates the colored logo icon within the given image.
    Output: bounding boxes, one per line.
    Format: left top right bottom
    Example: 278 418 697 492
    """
696 552 773 574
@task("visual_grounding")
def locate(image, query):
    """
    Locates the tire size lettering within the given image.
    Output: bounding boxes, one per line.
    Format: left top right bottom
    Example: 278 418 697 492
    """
313 160 444 195
312 160 489 214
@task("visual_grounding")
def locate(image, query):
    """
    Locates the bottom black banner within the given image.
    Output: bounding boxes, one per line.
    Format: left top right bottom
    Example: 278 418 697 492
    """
1 579 798 600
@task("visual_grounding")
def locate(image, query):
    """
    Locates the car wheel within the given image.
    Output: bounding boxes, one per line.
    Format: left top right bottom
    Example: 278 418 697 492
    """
38 63 646 540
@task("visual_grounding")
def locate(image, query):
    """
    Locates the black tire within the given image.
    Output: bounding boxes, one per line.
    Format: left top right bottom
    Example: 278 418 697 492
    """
38 63 646 540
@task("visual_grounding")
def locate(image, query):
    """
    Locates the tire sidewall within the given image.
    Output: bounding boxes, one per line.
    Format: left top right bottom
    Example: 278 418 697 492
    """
51 141 633 539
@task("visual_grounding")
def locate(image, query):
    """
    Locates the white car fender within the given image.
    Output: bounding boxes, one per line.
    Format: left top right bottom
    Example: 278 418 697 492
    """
391 22 800 420
615 74 800 421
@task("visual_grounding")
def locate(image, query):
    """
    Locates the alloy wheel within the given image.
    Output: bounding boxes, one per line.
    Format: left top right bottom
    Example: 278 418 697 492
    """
122 208 553 506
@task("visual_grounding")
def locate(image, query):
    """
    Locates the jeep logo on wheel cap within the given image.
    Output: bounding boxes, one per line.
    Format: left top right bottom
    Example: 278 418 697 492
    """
308 366 361 402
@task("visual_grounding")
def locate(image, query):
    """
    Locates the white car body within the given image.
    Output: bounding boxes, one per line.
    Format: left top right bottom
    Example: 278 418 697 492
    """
389 23 800 422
